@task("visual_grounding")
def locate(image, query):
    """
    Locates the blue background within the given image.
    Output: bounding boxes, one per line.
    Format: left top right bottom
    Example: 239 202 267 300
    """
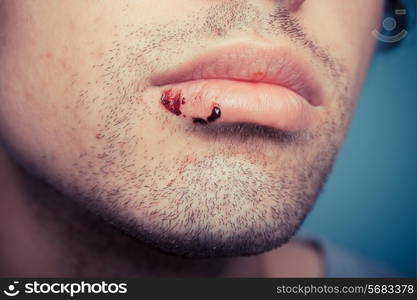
300 2 416 277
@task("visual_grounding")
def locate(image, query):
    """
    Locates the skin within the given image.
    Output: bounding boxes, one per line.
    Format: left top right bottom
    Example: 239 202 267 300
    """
0 0 383 276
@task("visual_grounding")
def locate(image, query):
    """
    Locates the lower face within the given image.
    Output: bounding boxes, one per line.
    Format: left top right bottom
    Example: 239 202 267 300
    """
0 0 383 257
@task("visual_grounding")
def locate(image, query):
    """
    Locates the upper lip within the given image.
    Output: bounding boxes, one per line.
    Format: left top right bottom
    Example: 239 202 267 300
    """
150 43 322 106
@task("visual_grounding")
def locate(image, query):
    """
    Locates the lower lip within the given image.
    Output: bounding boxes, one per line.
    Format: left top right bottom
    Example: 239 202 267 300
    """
160 79 323 132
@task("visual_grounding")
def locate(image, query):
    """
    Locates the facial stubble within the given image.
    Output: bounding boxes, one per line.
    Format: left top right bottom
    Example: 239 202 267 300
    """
33 1 351 258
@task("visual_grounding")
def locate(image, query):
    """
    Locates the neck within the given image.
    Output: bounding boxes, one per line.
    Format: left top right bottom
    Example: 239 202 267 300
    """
0 147 322 277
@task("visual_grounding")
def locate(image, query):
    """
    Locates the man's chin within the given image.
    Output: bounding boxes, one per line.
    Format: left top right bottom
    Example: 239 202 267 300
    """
114 224 297 258
96 201 310 259
46 148 333 259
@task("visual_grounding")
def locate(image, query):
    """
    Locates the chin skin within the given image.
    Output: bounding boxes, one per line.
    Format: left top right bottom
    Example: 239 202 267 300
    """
0 0 383 258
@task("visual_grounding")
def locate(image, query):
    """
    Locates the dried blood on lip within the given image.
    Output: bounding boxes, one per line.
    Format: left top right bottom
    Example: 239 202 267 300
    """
161 88 222 124
191 106 221 125
192 117 208 124
161 88 184 116
207 106 221 122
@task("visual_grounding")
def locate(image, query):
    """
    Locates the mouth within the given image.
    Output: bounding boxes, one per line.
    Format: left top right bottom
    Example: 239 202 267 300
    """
150 44 324 132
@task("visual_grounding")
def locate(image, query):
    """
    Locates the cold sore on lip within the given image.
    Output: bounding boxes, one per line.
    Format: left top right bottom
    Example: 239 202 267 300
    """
161 88 222 125
159 78 321 132
156 45 324 132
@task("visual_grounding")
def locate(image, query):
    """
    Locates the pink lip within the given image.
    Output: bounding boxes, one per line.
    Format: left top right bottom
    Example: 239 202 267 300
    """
151 44 324 131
